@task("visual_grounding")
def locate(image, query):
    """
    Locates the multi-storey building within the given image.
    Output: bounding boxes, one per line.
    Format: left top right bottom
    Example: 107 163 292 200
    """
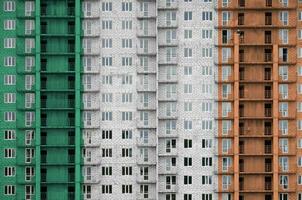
1 0 302 200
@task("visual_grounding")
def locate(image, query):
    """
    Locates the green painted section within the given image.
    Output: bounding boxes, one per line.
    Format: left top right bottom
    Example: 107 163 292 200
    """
0 0 83 200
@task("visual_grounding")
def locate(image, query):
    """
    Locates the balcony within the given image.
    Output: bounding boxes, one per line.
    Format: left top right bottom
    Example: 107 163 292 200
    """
264 145 272 154
158 1 178 10
264 108 272 117
265 163 272 172
264 53 272 62
265 182 272 190
265 90 272 99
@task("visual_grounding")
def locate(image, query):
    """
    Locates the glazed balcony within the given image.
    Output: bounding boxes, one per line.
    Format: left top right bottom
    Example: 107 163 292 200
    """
136 4 156 19
158 0 178 10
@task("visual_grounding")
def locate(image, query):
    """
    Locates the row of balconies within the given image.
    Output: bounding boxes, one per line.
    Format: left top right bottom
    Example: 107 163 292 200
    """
217 0 294 9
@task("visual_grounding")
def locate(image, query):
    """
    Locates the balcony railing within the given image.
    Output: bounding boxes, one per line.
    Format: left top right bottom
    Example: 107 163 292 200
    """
264 127 272 135
265 145 272 154
265 90 272 99
265 163 272 172
265 108 272 117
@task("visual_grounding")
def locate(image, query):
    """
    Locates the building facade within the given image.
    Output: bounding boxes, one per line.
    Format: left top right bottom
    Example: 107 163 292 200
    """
1 0 302 200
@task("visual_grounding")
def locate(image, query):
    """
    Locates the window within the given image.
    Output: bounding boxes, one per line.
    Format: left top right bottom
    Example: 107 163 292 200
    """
102 130 112 139
122 75 133 84
202 11 212 21
122 57 132 66
222 11 231 25
202 29 213 39
4 166 15 177
4 185 15 195
25 130 34 145
122 148 132 157
25 56 35 72
4 56 16 67
184 66 192 75
279 156 289 171
184 176 192 185
184 29 192 39
82 2 92 17
222 139 231 153
122 39 132 48
184 48 192 58
4 75 16 85
25 75 34 90
122 130 132 139
102 38 112 48
25 167 34 181
101 166 112 175
201 120 213 130
201 102 212 112
4 20 15 30
4 130 15 140
101 93 113 103
25 1 34 16
202 194 213 200
279 175 288 189
184 120 192 130
4 1 15 12
279 29 288 44
102 2 112 11
201 176 212 185
25 20 34 35
184 11 192 21
102 185 112 194
122 2 132 11
279 11 288 25
25 38 34 53
102 112 112 121
184 102 192 111
4 93 15 104
102 20 112 30
4 38 16 49
184 84 192 93
122 93 132 103
122 112 133 121
184 157 192 166
298 175 302 185
4 112 15 122
101 148 112 157
184 139 192 148
122 185 132 194
122 20 132 30
222 157 232 171
222 0 229 7
201 157 212 166
122 166 132 175
202 48 212 57
102 57 112 66
4 148 15 158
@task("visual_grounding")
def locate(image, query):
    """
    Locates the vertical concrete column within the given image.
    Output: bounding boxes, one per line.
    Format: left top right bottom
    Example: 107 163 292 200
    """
233 31 240 200
272 44 279 200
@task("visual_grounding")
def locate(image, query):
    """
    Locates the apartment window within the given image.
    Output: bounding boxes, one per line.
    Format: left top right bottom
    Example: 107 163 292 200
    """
202 194 213 200
122 166 132 175
4 75 15 85
82 2 92 17
102 130 112 139
101 93 112 103
102 148 112 157
4 130 15 140
280 175 288 189
4 185 15 195
102 185 112 194
222 0 229 7
222 157 232 171
184 29 192 39
122 39 132 48
122 2 132 11
25 38 35 53
122 112 132 121
25 75 34 90
202 84 213 94
184 139 192 148
122 130 132 139
184 157 192 166
122 75 133 84
202 120 212 130
202 48 212 57
102 57 112 66
102 38 112 48
279 29 288 44
122 20 132 30
4 112 15 122
222 120 232 135
102 75 112 85
184 48 192 58
222 48 231 62
299 157 302 167
25 56 34 72
279 157 289 171
184 66 192 75
202 29 213 39
279 11 288 25
222 139 231 153
298 139 302 149
4 148 15 158
4 1 15 11
4 93 15 104
202 11 212 21
201 176 212 185
184 120 192 130
101 166 112 175
122 57 132 66
122 185 132 194
184 176 192 185
223 11 231 25
122 148 132 157
4 20 15 30
184 194 192 200
279 120 288 135
102 112 112 121
122 93 132 103
4 38 16 48
184 11 192 21
25 112 34 127
201 102 212 112
184 102 192 112
201 157 212 166
25 20 34 35
4 56 16 67
102 20 112 30
4 166 15 177
102 2 112 11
